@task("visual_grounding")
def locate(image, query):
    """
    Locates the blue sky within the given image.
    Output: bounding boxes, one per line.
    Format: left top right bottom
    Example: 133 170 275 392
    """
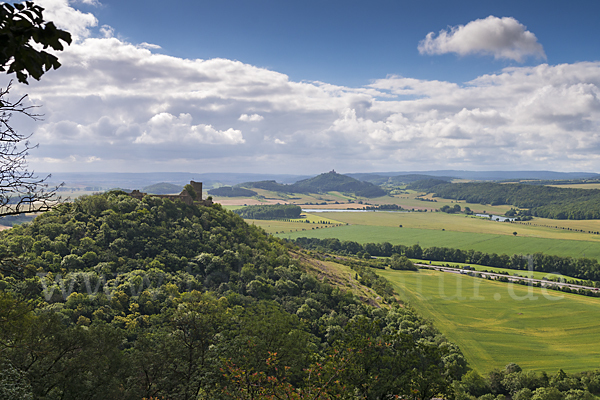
89 0 600 86
4 0 600 174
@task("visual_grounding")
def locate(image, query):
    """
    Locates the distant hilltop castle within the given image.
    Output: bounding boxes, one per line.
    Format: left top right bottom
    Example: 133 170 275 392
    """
129 180 213 207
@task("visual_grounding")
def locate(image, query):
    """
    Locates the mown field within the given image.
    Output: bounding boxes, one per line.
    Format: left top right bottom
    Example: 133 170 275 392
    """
378 268 600 373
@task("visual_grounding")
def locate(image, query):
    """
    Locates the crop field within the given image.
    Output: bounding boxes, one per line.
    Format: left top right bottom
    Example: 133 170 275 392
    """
378 268 600 373
278 224 600 259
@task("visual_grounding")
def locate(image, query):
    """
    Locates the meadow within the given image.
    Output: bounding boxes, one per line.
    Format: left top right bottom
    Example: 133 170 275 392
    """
378 268 600 373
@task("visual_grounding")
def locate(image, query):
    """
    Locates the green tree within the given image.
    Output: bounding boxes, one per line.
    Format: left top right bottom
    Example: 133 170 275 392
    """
0 2 71 223
184 183 197 199
390 254 417 271
531 387 563 400
0 1 71 83
461 370 490 397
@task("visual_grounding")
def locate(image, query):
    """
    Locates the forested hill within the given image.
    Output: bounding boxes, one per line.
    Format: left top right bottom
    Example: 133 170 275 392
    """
142 182 183 194
241 171 387 197
347 173 453 185
409 180 600 220
0 191 465 399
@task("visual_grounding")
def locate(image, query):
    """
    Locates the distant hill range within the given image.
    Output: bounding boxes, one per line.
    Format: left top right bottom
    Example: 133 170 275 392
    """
239 170 387 198
351 170 600 182
207 186 257 197
45 170 600 192
346 173 453 185
142 182 183 194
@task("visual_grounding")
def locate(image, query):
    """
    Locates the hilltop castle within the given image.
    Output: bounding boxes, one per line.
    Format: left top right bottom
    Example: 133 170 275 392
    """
129 180 213 207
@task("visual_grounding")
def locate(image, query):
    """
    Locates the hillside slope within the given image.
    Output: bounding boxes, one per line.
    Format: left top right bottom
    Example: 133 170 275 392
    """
0 191 464 399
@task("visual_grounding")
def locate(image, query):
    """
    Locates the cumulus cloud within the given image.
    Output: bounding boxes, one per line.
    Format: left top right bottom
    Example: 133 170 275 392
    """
73 0 101 5
134 113 244 145
5 1 600 174
138 42 162 50
36 0 98 40
418 16 546 62
99 25 114 38
239 114 264 122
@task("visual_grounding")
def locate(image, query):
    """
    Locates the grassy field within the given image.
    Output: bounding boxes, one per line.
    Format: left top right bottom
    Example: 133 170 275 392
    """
277 224 600 259
300 211 600 240
378 268 600 373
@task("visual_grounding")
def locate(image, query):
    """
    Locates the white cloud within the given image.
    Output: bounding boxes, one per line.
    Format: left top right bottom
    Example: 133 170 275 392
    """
138 42 162 50
418 16 546 62
36 0 98 40
73 0 101 5
133 113 244 145
239 113 264 122
99 25 114 38
6 1 600 174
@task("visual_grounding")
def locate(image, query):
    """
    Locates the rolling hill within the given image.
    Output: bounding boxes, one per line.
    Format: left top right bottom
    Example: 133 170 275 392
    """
240 170 387 197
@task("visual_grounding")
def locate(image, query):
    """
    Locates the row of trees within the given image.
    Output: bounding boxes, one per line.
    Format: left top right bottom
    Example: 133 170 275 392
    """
454 363 600 399
291 238 600 284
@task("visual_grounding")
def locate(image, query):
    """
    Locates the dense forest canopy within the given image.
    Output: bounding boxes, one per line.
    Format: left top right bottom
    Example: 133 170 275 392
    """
408 181 600 220
141 182 183 194
207 186 258 197
0 192 467 399
234 204 302 220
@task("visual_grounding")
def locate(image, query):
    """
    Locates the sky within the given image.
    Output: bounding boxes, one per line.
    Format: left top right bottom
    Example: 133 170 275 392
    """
3 0 600 175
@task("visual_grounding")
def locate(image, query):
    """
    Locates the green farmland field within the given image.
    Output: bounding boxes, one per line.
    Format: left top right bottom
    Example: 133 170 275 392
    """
378 268 600 373
278 224 600 259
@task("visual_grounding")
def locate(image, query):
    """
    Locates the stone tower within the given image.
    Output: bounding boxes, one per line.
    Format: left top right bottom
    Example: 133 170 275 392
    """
190 181 203 200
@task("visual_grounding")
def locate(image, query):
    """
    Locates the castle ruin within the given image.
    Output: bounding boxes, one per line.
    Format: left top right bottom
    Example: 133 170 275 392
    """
129 180 213 206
